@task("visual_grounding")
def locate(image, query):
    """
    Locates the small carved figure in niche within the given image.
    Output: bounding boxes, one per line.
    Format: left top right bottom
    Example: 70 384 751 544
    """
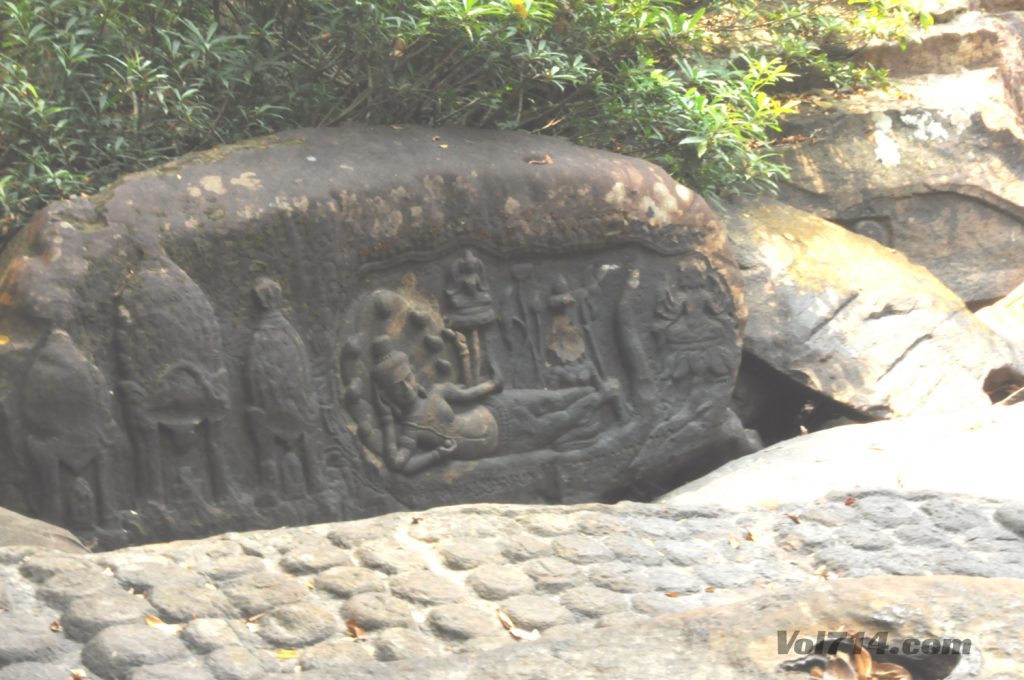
444 250 498 385
545 268 629 419
246 278 325 504
22 330 118 530
651 253 735 382
116 239 232 506
370 335 620 474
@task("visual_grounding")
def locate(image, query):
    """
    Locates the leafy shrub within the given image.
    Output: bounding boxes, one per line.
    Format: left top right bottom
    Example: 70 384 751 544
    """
0 0 928 246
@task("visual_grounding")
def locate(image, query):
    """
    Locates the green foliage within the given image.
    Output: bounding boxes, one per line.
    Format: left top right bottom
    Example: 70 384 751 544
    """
0 0 928 244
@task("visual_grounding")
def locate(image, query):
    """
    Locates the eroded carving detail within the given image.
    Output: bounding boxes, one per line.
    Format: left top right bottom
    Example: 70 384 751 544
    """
246 278 324 503
116 246 232 507
22 330 119 532
652 253 736 384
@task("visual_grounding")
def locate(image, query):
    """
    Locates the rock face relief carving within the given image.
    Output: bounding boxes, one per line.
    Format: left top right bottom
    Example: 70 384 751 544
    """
339 248 735 482
22 330 119 531
246 277 325 502
116 246 233 507
0 127 747 542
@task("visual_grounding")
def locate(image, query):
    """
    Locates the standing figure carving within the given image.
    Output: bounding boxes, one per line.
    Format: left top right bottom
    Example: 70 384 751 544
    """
246 278 324 502
116 243 232 506
444 250 498 385
652 253 735 383
22 330 118 530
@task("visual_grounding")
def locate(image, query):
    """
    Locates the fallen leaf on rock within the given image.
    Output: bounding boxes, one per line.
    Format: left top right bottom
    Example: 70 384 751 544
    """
411 516 422 525
813 565 830 581
509 626 541 641
439 144 449 149
274 649 299 660
304 579 315 590
844 497 857 506
496 608 541 641
50 620 63 632
528 154 554 165
785 513 801 524
744 530 757 542
144 614 184 634
345 618 366 639
244 613 264 632
69 670 87 680
705 586 716 593
665 592 680 598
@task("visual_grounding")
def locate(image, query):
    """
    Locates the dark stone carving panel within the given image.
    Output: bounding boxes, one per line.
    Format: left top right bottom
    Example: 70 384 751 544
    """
0 125 747 546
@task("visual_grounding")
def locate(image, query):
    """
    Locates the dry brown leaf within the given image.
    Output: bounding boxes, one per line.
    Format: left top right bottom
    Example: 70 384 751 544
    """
411 516 422 525
744 530 756 542
496 608 514 630
69 670 87 680
704 586 716 593
345 618 366 639
844 497 857 506
823 657 857 680
49 620 63 633
873 662 913 679
144 614 184 634
849 635 872 678
509 626 541 641
785 513 801 524
665 592 680 598
274 649 299 660
244 612 264 633
391 37 407 58
813 565 830 581
528 154 554 165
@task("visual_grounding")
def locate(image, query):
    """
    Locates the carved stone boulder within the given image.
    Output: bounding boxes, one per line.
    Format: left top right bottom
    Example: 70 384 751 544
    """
0 125 746 545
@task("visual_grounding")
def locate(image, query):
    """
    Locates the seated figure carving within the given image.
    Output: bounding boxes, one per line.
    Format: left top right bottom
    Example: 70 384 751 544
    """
369 335 619 474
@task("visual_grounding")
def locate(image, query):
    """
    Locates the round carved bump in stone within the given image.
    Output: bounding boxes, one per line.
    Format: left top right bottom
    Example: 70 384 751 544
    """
81 623 190 680
466 564 534 601
500 595 575 631
258 603 339 647
315 566 387 598
220 571 308 617
522 557 582 592
341 592 414 631
61 591 154 642
428 603 504 640
388 570 463 605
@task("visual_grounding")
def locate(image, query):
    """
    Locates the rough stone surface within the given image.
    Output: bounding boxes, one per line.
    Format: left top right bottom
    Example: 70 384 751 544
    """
662 402 1024 508
978 280 1024 351
724 198 1022 419
0 509 86 554
0 124 745 549
773 10 1024 307
0 492 1021 677
81 624 190 679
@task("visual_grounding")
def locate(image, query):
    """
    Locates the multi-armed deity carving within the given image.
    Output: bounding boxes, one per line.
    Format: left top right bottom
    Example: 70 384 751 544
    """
115 244 232 507
22 330 120 531
651 252 736 384
246 277 325 502
334 248 742 481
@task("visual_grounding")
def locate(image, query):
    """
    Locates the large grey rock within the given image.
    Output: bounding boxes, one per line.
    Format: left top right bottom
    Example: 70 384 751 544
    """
0 508 86 554
775 9 1024 306
661 402 1024 508
0 125 747 546
977 280 1024 357
343 575 1018 679
724 198 1022 419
